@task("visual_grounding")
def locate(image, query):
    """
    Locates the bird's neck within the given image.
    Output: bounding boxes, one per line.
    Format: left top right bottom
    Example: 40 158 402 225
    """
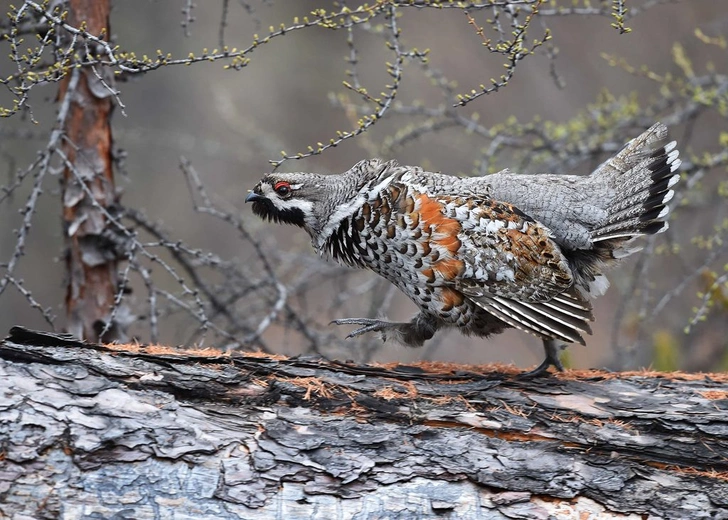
311 162 401 263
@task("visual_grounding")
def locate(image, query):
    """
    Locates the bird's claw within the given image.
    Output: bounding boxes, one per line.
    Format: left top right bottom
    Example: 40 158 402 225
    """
518 358 561 379
518 339 566 379
330 318 389 339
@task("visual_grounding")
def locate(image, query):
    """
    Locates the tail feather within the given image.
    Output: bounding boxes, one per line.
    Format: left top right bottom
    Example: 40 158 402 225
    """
468 286 594 345
591 123 681 242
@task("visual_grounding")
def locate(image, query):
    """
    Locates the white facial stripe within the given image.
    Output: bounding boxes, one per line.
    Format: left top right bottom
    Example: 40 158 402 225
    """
259 182 314 216
269 196 313 214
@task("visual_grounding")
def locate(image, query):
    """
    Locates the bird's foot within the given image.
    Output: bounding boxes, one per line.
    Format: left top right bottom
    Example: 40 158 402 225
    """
330 318 397 340
518 339 566 379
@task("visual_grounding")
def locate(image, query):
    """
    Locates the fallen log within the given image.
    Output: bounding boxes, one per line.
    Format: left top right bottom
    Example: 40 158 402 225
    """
1 327 727 519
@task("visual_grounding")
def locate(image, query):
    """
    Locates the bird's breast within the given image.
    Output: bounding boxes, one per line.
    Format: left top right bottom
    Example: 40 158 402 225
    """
323 184 477 322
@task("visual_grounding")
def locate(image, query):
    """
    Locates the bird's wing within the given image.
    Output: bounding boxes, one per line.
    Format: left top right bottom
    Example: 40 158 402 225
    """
432 194 573 299
426 193 594 344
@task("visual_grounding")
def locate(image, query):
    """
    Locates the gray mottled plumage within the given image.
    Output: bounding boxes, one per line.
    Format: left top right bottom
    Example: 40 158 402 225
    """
247 123 681 376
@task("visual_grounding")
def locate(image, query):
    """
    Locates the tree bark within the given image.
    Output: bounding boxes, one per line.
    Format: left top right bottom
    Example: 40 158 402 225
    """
1 327 727 519
59 0 122 343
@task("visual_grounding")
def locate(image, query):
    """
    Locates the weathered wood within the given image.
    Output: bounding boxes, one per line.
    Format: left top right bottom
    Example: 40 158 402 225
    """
1 327 727 519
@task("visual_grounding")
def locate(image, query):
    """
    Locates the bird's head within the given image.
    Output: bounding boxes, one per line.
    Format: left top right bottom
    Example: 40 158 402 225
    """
247 160 398 246
246 172 329 236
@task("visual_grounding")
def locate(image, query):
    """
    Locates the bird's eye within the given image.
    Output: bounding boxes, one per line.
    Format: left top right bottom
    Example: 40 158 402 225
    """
274 181 291 197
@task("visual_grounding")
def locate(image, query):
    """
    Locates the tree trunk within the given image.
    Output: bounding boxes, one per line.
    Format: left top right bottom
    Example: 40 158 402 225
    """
1 327 727 519
59 0 122 342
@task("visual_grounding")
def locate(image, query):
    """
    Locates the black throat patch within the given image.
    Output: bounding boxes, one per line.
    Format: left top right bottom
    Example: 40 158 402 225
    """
251 199 306 228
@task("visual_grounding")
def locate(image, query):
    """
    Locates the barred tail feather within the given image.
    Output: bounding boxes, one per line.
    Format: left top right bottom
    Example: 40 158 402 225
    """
590 123 681 242
470 286 594 345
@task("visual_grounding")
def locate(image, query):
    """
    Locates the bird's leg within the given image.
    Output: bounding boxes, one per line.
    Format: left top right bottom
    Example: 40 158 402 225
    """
331 312 438 347
518 338 566 379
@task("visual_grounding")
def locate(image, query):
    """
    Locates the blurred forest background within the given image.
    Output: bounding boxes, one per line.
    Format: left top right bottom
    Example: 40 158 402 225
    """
1 0 727 372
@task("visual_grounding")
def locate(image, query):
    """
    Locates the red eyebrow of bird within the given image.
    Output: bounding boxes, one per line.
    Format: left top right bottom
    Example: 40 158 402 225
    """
274 181 290 190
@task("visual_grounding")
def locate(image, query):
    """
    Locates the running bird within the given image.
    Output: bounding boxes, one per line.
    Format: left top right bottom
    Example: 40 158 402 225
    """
246 123 681 376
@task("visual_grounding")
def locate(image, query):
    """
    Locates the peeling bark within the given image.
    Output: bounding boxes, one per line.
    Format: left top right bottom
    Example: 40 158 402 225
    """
1 327 728 519
59 0 124 342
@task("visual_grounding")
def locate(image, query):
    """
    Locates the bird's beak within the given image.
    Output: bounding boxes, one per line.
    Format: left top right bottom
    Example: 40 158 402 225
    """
245 191 261 203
